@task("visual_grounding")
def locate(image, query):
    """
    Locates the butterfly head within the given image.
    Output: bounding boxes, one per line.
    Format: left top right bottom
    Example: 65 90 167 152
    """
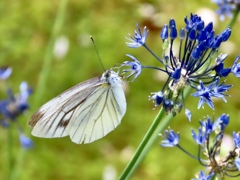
102 70 122 86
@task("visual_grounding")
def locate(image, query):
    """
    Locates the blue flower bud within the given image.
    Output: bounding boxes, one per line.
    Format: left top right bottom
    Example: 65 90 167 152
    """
170 26 177 40
221 27 231 41
160 24 168 40
172 67 181 81
191 46 201 59
188 29 196 40
179 28 185 40
211 35 222 49
169 19 176 27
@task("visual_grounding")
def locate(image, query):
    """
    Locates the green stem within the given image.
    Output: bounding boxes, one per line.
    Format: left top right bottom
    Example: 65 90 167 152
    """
228 8 240 28
119 107 166 180
119 86 192 180
33 0 68 108
8 122 13 180
12 0 68 179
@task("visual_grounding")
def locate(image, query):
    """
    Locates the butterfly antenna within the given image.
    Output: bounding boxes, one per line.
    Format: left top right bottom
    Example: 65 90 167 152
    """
90 36 106 71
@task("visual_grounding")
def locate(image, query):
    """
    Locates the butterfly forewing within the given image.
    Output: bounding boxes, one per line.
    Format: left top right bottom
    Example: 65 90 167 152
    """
29 70 126 144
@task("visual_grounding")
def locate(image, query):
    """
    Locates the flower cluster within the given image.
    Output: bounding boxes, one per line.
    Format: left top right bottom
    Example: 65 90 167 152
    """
213 0 240 21
160 114 240 179
0 67 33 149
121 13 238 120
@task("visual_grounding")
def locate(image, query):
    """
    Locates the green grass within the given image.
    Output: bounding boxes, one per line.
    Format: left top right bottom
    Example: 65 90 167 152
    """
0 0 239 179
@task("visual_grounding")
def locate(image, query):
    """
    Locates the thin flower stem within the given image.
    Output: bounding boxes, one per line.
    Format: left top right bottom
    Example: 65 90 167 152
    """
176 144 207 162
143 44 163 63
12 0 68 179
141 65 167 73
228 8 240 28
8 122 13 180
119 86 192 180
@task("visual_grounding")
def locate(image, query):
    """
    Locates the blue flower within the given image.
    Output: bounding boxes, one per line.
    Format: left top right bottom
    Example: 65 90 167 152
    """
211 79 232 102
0 67 12 80
19 134 33 149
126 24 148 48
149 91 164 107
121 13 233 117
191 117 215 145
235 157 240 171
185 108 192 122
160 128 180 147
233 131 240 148
192 171 214 180
18 82 32 111
200 118 214 135
0 67 33 151
120 54 142 81
214 54 231 77
212 113 229 131
0 80 33 149
160 24 168 40
191 78 232 110
192 128 208 145
232 56 240 78
191 81 214 110
0 82 32 122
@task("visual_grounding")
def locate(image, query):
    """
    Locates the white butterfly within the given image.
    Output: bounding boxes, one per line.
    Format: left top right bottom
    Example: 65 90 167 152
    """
28 70 126 144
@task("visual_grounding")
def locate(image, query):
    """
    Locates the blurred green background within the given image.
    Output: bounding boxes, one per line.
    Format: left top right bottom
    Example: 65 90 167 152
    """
0 0 240 179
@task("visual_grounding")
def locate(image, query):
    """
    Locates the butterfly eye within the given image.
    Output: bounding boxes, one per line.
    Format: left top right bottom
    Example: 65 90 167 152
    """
103 70 111 78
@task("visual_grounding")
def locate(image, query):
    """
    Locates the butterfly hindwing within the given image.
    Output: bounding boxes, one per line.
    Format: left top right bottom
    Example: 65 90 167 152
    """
69 84 126 144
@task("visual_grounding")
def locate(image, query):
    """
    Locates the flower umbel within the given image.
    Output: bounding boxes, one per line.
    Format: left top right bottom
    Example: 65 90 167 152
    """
161 114 240 179
121 13 234 118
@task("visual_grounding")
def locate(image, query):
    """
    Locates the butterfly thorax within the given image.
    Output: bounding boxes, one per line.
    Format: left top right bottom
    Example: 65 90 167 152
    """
102 70 122 86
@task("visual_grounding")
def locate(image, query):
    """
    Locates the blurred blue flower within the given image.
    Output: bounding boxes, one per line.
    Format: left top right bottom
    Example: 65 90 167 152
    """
19 133 33 149
0 82 32 122
212 0 236 21
0 67 12 80
121 13 234 118
160 128 180 147
0 79 33 149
